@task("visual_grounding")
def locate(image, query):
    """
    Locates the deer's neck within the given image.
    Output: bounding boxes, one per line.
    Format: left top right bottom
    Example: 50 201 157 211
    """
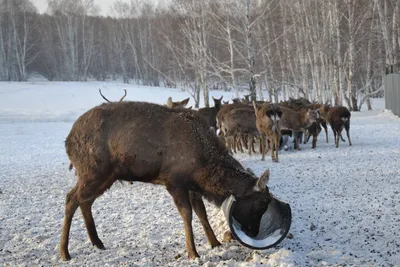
195 160 256 207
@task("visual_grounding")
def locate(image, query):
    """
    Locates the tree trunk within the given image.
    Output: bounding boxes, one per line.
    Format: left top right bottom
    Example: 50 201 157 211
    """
246 0 257 101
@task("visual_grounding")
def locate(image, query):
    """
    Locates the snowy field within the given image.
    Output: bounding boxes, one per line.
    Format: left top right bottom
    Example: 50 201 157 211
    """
0 81 400 267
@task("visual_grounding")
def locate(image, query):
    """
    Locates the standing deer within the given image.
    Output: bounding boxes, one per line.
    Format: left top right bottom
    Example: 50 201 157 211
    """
304 118 322 149
279 106 319 150
197 96 223 131
302 103 328 145
319 104 352 148
216 102 253 153
220 107 259 155
253 102 282 162
281 100 329 146
60 101 273 261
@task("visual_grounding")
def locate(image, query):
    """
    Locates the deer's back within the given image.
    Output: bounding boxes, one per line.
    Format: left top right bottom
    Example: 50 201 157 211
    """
279 106 300 130
66 101 227 183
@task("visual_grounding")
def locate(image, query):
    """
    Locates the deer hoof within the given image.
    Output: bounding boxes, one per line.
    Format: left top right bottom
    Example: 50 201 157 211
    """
211 240 222 248
60 250 71 261
95 243 105 250
188 251 200 259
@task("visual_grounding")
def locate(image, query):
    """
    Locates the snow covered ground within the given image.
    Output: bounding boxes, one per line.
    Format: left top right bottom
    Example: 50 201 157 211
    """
0 81 399 266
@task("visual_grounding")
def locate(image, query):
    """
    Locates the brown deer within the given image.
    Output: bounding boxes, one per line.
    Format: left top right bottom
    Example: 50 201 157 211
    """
216 103 249 152
166 96 190 109
216 103 257 154
304 118 322 149
290 103 328 149
279 106 319 150
197 96 223 131
253 102 282 162
99 88 127 103
60 101 273 261
301 103 328 145
281 100 329 145
219 107 259 155
319 104 352 148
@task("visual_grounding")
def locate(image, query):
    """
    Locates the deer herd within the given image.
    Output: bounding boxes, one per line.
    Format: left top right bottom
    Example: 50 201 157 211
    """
168 93 352 163
59 89 352 261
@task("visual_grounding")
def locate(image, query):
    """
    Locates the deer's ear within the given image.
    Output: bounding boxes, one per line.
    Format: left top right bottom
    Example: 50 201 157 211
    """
257 169 270 190
219 96 223 101
181 98 190 106
167 97 173 108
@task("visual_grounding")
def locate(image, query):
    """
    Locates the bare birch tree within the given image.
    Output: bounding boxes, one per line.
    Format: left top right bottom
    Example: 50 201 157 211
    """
0 0 37 81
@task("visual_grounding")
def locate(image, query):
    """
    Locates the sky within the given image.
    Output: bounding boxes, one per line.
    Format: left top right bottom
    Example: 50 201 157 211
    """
31 0 139 16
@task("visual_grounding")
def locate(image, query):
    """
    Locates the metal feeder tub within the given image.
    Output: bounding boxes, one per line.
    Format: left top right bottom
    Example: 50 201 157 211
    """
221 195 292 250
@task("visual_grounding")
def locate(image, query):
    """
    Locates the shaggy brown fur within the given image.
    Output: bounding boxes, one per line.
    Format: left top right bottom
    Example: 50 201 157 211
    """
216 103 252 129
60 101 272 261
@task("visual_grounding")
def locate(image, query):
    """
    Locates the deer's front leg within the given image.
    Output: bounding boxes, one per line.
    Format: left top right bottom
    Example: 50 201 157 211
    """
167 185 199 259
189 192 221 248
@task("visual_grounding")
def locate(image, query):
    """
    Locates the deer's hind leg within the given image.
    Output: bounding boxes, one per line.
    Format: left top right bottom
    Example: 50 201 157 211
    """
344 121 352 146
60 171 116 261
189 192 221 248
80 198 105 250
260 134 267 161
321 120 328 143
60 185 80 261
247 133 254 155
273 134 280 162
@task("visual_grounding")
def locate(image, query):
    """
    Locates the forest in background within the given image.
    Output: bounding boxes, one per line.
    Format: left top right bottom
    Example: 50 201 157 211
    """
1 0 399 110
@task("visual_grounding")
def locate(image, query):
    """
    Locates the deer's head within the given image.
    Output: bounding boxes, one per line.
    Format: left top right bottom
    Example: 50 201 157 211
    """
233 169 272 237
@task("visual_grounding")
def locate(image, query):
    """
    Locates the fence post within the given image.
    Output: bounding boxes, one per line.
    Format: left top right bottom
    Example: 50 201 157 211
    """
384 73 400 116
